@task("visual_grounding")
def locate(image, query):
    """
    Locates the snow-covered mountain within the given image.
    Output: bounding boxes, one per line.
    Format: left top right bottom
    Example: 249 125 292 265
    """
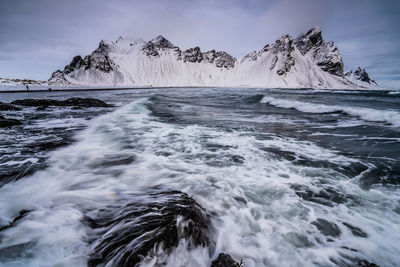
0 77 52 86
49 27 378 89
344 67 379 88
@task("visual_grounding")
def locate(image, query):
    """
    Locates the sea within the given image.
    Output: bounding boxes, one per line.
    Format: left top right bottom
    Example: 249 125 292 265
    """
0 87 399 266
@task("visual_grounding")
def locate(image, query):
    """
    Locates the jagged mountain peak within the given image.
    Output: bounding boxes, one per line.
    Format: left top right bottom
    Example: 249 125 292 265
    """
345 67 378 87
149 35 175 49
48 27 378 89
272 34 294 52
295 26 323 55
115 36 145 45
294 26 343 76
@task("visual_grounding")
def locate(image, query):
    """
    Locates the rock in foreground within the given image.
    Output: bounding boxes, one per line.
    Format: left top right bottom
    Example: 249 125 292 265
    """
0 102 21 111
0 115 22 128
11 97 111 108
211 253 242 267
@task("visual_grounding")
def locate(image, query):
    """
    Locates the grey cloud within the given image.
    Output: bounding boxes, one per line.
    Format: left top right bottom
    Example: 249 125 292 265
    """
0 0 398 88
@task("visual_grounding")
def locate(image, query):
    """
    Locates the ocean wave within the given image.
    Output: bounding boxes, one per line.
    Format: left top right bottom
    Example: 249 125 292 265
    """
260 96 400 127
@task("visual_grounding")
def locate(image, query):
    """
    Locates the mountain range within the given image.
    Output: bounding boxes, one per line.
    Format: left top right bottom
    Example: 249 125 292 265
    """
49 27 378 89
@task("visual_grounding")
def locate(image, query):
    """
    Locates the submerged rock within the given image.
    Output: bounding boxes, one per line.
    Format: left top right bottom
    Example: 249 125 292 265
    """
342 222 368 238
0 210 30 232
0 102 21 111
211 253 243 267
85 190 214 267
11 98 111 108
0 115 22 128
312 218 341 237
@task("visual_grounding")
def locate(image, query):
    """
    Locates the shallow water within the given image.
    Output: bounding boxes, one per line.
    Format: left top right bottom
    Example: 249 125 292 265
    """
0 88 399 266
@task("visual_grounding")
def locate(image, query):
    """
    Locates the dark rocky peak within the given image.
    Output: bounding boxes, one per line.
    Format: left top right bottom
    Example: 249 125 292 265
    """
180 46 235 69
64 56 83 74
142 35 177 57
83 54 114 73
93 40 112 54
268 34 295 76
295 26 344 77
354 67 371 82
242 51 259 62
142 42 159 57
345 67 378 85
202 49 236 69
203 49 217 63
262 44 270 52
295 26 323 55
150 35 175 49
271 34 294 54
49 69 67 83
183 47 203 63
214 51 236 69
116 36 124 43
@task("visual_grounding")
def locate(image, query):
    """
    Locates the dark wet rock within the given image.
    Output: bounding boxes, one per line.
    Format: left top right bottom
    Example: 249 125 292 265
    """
12 98 111 108
291 184 357 207
357 260 379 267
342 222 368 238
0 102 21 111
284 232 314 248
0 159 48 187
0 209 30 232
330 256 380 267
211 253 243 267
312 218 341 237
36 106 47 111
261 147 297 162
88 154 135 169
85 190 214 267
0 241 37 261
295 27 343 76
358 162 400 188
0 115 22 128
26 139 70 152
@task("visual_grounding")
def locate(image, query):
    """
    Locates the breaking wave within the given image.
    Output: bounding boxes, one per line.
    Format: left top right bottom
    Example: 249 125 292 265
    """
260 96 400 127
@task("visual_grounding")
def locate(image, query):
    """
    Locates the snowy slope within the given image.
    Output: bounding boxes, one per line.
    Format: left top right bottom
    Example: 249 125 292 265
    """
49 27 378 89
0 77 51 86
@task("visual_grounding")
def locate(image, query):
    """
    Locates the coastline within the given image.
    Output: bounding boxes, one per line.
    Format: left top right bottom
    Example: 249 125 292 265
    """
0 85 392 93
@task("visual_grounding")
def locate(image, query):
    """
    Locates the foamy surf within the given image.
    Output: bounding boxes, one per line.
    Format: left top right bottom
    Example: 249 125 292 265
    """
0 87 399 267
260 96 400 127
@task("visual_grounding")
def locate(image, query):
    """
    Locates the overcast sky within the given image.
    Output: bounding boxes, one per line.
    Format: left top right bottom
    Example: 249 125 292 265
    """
0 0 399 88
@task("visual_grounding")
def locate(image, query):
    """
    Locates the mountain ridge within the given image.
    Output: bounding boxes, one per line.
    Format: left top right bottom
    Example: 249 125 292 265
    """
49 27 378 89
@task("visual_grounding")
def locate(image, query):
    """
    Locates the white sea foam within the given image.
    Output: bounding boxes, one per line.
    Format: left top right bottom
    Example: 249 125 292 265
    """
0 98 399 266
260 96 400 127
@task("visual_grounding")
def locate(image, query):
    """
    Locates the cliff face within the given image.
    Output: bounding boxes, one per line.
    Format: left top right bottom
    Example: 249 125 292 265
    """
49 27 376 89
294 27 343 77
